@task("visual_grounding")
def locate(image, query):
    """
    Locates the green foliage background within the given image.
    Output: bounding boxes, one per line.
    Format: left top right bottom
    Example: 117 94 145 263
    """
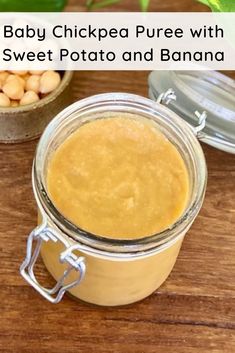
197 0 235 12
0 0 66 11
0 0 234 12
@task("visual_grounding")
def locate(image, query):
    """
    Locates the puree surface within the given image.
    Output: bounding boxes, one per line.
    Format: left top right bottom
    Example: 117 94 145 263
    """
47 116 189 239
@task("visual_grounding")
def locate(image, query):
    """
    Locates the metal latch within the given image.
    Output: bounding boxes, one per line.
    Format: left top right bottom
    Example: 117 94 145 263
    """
20 224 86 304
157 88 207 136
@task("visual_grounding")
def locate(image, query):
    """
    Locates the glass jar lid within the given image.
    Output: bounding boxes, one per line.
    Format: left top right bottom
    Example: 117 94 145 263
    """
148 70 235 154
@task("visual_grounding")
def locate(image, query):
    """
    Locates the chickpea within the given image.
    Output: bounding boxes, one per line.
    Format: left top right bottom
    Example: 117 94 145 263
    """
23 73 30 82
25 75 40 93
40 71 61 94
0 92 10 107
20 91 39 106
10 70 28 76
6 74 25 88
29 70 44 75
2 79 24 100
0 71 9 85
0 70 62 107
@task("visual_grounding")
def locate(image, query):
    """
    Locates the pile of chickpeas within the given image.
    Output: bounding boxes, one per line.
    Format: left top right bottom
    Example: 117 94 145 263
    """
0 70 61 107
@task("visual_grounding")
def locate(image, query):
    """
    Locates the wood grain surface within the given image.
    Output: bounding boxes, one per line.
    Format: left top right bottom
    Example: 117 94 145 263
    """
0 1 235 352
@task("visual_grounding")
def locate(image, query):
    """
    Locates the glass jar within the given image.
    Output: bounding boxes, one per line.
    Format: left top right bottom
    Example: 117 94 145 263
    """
149 71 235 154
20 92 207 306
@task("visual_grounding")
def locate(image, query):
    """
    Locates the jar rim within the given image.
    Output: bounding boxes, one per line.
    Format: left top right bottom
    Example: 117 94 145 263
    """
33 92 207 257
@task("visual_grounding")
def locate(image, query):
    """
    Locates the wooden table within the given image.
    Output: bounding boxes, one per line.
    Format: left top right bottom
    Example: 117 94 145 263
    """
1 1 235 352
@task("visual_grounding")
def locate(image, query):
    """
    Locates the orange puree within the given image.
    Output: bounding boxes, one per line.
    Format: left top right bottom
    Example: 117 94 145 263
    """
47 116 189 239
